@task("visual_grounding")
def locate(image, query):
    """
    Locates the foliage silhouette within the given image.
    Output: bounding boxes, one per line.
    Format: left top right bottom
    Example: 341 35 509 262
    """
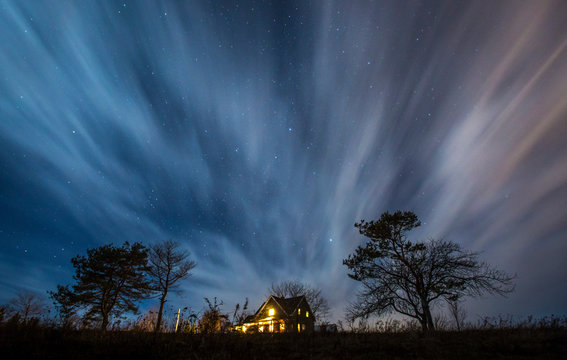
7 292 47 324
147 239 197 332
343 210 515 331
231 298 249 326
50 242 153 330
198 297 229 333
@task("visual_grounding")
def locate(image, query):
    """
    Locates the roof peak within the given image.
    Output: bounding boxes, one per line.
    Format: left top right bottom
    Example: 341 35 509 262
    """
272 295 305 300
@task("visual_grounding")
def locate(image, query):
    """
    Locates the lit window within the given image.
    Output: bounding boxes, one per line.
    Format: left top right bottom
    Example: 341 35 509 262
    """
269 323 274 332
268 308 275 316
259 326 264 332
298 308 301 315
280 323 285 331
297 323 301 332
306 311 309 318
302 324 305 331
242 326 247 332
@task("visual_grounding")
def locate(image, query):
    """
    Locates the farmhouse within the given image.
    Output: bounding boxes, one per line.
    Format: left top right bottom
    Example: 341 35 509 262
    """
234 295 315 333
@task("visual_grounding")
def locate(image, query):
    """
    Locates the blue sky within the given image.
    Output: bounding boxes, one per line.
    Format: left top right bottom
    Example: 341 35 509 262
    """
1 0 567 322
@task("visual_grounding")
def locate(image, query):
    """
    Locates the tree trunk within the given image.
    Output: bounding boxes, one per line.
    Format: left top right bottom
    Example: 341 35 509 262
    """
100 299 109 331
155 290 168 333
419 318 427 332
23 307 30 324
421 298 435 332
425 306 434 331
101 313 109 331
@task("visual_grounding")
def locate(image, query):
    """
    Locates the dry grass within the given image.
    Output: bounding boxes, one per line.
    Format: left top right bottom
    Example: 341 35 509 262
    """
1 322 566 359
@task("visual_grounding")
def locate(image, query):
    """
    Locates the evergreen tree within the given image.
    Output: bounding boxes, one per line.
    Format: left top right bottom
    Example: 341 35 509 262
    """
50 242 152 330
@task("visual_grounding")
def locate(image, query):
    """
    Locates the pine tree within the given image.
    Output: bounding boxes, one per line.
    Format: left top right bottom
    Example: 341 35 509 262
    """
50 242 152 330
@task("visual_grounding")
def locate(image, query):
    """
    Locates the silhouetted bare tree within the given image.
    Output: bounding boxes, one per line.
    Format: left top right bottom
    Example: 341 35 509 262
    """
147 239 197 333
344 211 515 332
9 291 46 324
269 280 330 323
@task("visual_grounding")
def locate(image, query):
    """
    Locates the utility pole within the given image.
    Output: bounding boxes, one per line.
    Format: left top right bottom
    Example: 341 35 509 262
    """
175 308 181 332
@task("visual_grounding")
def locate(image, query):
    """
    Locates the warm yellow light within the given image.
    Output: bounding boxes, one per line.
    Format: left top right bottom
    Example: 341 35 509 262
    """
269 323 274 332
281 323 285 331
297 323 301 332
298 308 301 315
259 325 264 332
306 311 309 318
242 326 247 332
268 308 275 316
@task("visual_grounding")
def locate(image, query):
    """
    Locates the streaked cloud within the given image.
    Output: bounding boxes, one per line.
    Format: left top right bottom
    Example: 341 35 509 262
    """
1 0 566 319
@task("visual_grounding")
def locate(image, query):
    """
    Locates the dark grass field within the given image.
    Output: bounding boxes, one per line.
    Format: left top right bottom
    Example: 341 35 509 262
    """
1 325 566 359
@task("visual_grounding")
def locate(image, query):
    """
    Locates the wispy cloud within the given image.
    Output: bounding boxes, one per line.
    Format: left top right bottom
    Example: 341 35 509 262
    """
1 0 566 319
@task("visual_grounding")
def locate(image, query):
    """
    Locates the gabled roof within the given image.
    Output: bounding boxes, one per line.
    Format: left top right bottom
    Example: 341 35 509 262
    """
254 295 307 317
271 296 305 316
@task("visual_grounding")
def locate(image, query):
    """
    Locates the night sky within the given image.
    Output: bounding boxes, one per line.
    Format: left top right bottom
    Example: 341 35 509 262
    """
1 1 567 322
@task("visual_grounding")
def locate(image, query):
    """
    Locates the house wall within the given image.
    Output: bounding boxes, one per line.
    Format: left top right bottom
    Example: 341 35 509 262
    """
283 305 314 333
292 299 315 333
256 298 282 319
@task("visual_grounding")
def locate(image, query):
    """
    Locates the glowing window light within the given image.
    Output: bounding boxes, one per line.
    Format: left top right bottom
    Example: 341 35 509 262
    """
298 308 301 315
306 311 309 318
268 308 275 316
297 323 301 332
281 323 285 331
242 326 247 332
269 323 274 332
259 325 264 332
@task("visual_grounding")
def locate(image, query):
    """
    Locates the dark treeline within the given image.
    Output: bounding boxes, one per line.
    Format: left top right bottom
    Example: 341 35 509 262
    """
1 212 567 358
343 211 516 332
47 239 196 331
0 239 327 333
1 211 515 333
0 211 553 337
